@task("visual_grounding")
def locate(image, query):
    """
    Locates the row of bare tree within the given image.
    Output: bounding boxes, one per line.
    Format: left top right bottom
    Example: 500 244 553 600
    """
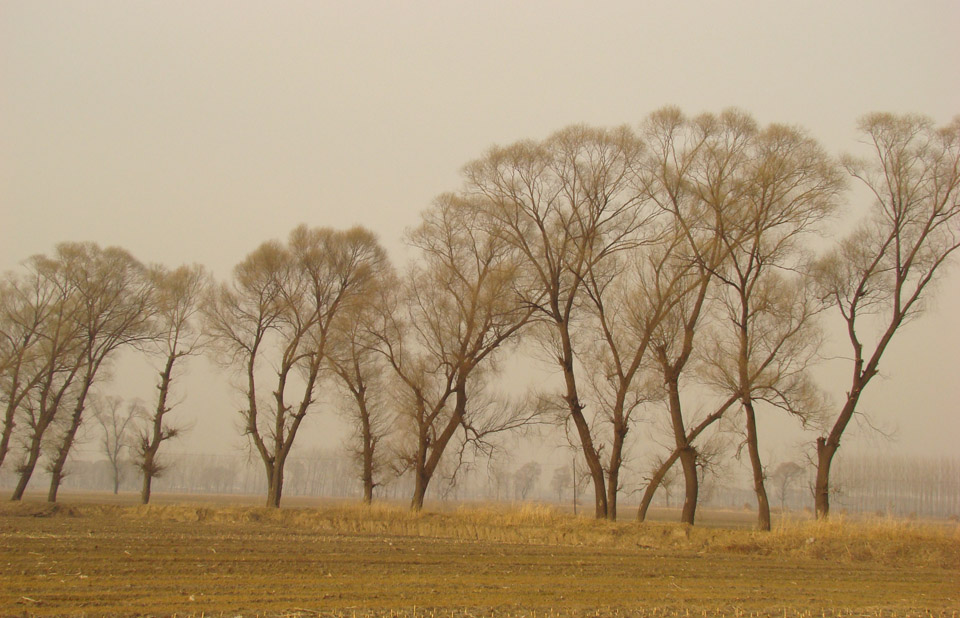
2 109 958 529
0 246 207 505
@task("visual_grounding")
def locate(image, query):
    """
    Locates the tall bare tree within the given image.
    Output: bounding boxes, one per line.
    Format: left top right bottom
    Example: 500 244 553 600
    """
634 109 757 524
811 113 960 519
8 255 86 500
326 263 396 504
376 195 534 510
465 125 652 518
44 243 155 502
702 123 844 529
205 225 386 507
0 271 66 471
136 264 210 504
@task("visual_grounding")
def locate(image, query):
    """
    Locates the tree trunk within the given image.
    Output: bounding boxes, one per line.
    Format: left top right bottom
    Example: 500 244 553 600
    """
664 366 698 525
678 445 699 525
411 470 429 511
637 395 737 522
47 376 94 503
265 461 283 508
744 402 770 530
0 395 20 471
409 384 468 512
140 354 176 505
141 471 153 505
47 408 84 502
11 441 43 500
815 437 837 519
605 423 627 521
637 453 679 522
558 322 607 519
358 393 375 505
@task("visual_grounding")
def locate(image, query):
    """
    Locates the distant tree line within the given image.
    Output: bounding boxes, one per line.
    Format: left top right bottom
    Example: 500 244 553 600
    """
2 109 958 528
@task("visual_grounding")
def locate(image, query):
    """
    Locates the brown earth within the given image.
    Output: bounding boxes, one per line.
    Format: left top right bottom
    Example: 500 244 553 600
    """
0 498 957 617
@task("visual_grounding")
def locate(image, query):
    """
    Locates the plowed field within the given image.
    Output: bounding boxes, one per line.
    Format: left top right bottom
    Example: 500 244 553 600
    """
0 500 957 617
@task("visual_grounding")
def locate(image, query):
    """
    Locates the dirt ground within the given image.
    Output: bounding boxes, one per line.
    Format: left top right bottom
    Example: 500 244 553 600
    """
0 497 957 617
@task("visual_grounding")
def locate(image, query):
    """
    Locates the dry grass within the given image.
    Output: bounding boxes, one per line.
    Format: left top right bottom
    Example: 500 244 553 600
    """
6 499 958 567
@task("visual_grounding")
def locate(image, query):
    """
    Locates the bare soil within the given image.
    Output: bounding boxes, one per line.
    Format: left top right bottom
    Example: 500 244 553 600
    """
0 497 957 617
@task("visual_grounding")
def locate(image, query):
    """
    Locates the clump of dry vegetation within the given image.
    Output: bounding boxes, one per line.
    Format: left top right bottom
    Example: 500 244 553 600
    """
4 500 956 568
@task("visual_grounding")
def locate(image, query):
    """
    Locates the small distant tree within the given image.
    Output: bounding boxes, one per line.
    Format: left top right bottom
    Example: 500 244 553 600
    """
770 461 805 512
514 461 542 500
550 464 571 502
92 395 143 495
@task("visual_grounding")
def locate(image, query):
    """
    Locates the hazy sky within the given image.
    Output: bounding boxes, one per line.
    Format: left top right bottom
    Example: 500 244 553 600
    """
2 1 958 461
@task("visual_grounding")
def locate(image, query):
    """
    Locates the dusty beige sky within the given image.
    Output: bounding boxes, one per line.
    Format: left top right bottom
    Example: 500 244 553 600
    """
1 1 958 459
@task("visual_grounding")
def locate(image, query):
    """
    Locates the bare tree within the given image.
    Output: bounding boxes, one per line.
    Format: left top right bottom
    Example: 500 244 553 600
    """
8 255 86 500
770 461 804 512
465 125 653 518
44 243 155 502
811 113 960 519
6 244 153 501
635 108 757 525
514 461 542 500
0 271 66 471
326 264 396 504
703 122 844 530
550 463 571 502
376 195 534 510
136 264 209 504
92 394 143 494
205 225 387 507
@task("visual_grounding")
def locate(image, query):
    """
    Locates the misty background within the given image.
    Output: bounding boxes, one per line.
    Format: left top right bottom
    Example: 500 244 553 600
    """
2 2 958 504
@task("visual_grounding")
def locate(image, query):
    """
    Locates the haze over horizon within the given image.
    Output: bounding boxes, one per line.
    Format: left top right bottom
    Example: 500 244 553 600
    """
2 1 958 470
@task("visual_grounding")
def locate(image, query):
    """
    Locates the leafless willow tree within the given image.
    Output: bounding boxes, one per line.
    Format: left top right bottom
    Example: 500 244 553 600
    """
6 255 86 499
43 243 155 502
0 270 67 471
136 263 210 504
811 113 960 519
702 123 844 529
5 244 154 501
375 195 535 510
634 108 756 524
465 125 655 518
326 266 397 504
204 225 387 507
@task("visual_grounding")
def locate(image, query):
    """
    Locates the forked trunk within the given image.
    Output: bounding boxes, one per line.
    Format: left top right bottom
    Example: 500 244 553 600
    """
558 322 607 519
637 456 676 522
265 463 283 508
664 366 698 525
605 425 627 521
410 472 428 511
